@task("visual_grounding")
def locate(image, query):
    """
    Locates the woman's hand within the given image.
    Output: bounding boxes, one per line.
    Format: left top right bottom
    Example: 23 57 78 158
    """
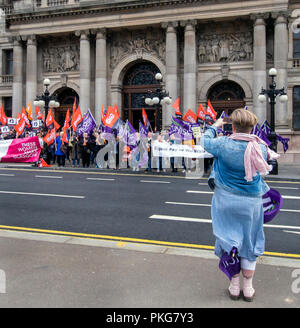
213 118 224 128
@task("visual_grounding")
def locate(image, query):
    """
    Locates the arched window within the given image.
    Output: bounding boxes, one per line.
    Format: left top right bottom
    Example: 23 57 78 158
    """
123 61 160 130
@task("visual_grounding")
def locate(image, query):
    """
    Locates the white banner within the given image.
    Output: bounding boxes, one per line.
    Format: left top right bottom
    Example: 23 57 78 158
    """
152 143 213 158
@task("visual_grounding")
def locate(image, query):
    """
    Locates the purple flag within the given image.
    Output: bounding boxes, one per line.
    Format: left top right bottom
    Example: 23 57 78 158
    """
261 120 271 136
77 109 96 136
169 117 195 140
139 121 148 138
220 111 228 119
276 134 289 153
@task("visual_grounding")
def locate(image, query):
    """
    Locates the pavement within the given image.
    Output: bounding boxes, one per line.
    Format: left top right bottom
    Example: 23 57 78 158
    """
0 162 299 309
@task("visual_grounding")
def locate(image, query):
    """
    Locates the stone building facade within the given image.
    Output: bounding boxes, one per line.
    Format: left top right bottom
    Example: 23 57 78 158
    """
0 0 299 162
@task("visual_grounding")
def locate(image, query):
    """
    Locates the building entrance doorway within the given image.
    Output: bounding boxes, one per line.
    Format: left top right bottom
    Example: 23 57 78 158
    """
207 80 246 117
53 87 79 127
122 61 160 131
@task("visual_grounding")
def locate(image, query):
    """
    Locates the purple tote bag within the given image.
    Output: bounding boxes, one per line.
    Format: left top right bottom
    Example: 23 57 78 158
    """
262 188 283 223
219 247 241 281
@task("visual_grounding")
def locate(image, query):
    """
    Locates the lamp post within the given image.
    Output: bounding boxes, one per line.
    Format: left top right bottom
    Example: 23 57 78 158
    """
33 78 60 122
145 73 172 131
258 68 288 175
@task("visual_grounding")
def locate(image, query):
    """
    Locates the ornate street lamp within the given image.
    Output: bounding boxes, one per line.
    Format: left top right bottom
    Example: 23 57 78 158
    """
33 78 60 121
145 73 172 131
258 68 288 175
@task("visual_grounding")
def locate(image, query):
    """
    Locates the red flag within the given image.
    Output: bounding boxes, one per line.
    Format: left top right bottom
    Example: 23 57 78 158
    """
14 118 26 136
35 106 45 121
54 120 60 131
72 97 77 114
101 105 106 123
142 108 148 127
182 109 198 124
72 106 83 131
21 106 31 128
197 104 206 122
46 108 54 127
43 128 56 146
172 98 182 116
0 104 7 125
103 105 119 128
62 128 68 144
63 109 71 130
206 100 217 121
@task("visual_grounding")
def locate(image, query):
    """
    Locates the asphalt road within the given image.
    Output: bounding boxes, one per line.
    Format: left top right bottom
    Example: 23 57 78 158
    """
0 168 299 258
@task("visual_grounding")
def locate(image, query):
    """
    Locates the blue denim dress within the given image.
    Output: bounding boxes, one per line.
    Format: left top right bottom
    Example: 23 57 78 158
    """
202 126 269 261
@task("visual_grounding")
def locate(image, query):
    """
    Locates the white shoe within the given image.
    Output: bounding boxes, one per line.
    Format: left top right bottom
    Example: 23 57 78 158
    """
228 275 240 300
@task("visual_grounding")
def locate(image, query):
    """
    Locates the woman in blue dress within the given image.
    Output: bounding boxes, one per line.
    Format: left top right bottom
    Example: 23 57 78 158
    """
202 108 274 302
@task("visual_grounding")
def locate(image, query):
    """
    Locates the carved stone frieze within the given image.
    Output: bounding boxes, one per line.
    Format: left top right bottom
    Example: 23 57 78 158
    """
110 29 166 69
197 21 253 64
41 36 79 73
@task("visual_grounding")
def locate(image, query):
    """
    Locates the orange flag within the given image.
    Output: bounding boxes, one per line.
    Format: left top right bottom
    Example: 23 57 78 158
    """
197 103 206 123
14 118 26 136
54 120 60 131
142 108 148 127
46 108 54 127
103 105 119 128
172 98 182 116
35 106 44 121
182 109 198 124
206 100 217 121
21 106 31 128
25 102 33 121
0 104 7 125
43 128 56 146
72 106 83 131
63 109 70 130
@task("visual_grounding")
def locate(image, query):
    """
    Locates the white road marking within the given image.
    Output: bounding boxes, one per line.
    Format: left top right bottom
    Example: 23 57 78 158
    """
150 215 211 224
140 180 171 184
165 201 211 207
35 175 63 179
186 190 214 194
270 186 299 190
0 190 85 199
186 190 300 200
283 230 300 235
150 214 300 230
86 177 115 181
165 201 300 213
0 173 15 177
282 195 300 200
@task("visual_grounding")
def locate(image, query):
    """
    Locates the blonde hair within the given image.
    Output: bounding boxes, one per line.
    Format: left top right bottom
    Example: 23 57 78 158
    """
230 108 258 133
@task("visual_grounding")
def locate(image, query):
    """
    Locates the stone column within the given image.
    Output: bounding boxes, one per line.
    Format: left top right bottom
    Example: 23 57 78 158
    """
273 12 289 128
76 30 91 112
95 28 107 124
26 35 37 110
181 20 197 115
12 36 23 117
162 21 178 128
251 14 267 123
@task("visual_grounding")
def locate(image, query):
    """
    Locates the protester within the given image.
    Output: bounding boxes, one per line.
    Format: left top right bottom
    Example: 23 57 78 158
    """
70 133 80 167
202 108 275 302
79 132 91 168
55 131 66 167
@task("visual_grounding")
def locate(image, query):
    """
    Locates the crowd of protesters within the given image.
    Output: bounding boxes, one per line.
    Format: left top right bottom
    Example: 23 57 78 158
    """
0 122 214 174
